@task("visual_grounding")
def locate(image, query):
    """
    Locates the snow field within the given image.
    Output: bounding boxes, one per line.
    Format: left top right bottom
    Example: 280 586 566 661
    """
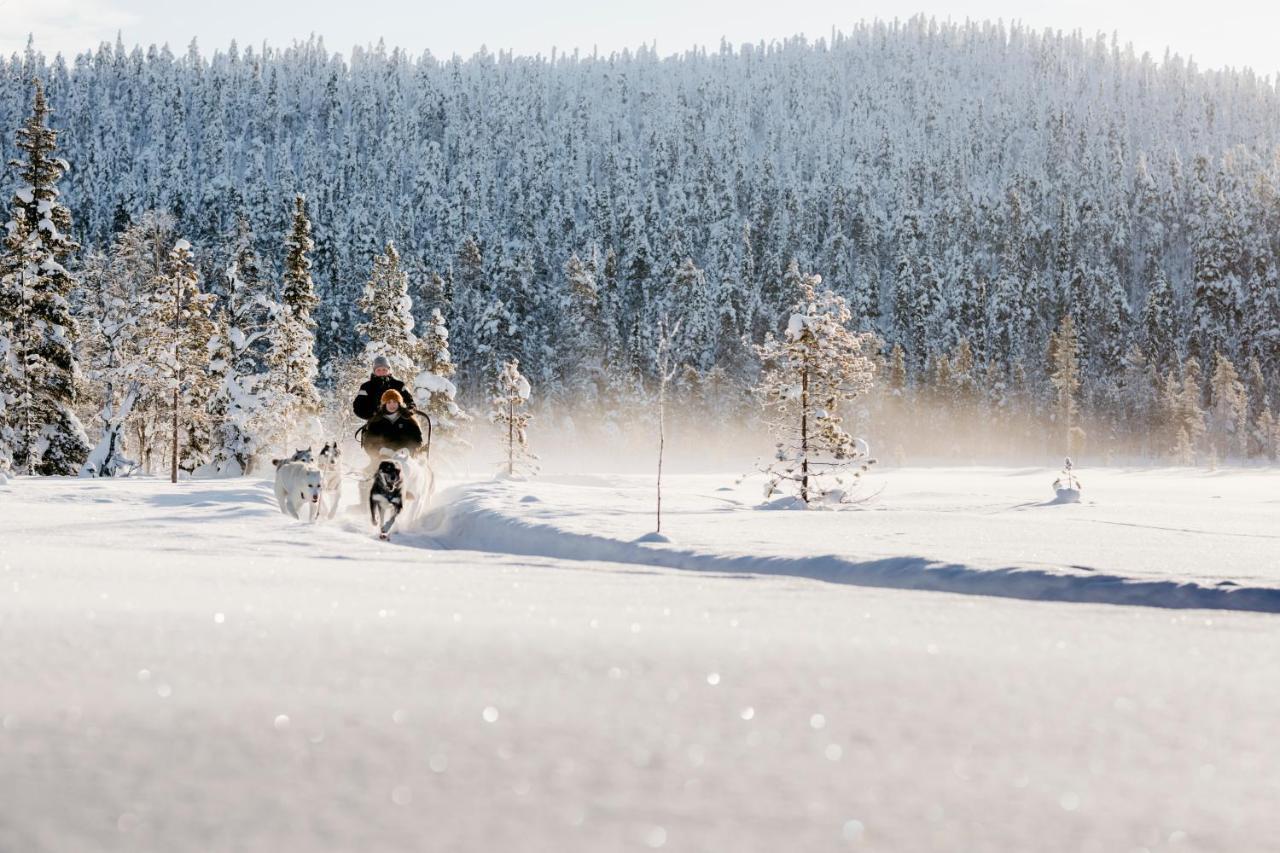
1 470 1279 852
420 467 1280 611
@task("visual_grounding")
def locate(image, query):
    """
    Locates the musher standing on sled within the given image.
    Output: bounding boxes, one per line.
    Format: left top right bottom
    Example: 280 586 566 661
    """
353 355 416 421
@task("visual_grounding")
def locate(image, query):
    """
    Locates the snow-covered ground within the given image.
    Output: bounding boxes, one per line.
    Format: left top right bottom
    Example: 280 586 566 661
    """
426 467 1280 611
2 467 1279 852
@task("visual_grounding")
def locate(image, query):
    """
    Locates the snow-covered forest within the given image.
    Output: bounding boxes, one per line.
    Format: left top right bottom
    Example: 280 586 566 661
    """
7 14 1280 851
3 17 1280 476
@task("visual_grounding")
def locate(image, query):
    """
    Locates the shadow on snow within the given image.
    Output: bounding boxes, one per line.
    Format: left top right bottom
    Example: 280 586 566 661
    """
411 484 1280 615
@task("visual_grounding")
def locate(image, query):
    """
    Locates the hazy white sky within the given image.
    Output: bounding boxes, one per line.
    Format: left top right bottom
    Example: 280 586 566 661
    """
4 0 1278 76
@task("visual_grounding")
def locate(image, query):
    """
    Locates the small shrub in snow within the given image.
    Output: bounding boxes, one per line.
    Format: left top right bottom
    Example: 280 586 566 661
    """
1052 457 1082 503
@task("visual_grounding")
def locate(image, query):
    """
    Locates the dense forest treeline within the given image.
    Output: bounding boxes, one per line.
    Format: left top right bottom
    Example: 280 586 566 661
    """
2 18 1279 474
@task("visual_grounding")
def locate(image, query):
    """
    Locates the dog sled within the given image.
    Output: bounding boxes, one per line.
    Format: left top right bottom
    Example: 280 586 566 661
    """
356 410 435 539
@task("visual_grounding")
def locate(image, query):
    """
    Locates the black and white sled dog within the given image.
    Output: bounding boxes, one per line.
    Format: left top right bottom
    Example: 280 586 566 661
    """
316 441 343 519
369 460 405 540
273 450 323 522
369 448 435 540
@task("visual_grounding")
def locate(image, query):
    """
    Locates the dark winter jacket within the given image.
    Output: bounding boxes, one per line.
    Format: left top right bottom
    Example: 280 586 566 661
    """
353 374 416 420
360 409 425 457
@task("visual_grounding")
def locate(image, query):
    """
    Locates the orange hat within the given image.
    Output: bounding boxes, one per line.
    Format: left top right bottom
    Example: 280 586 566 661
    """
380 389 404 406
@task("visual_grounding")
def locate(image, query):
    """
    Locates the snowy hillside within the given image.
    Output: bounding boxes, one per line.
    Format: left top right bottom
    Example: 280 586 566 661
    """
3 23 1279 467
3 469 1280 851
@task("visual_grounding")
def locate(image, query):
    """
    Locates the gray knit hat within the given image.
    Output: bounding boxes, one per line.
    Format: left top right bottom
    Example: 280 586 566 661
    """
371 355 391 370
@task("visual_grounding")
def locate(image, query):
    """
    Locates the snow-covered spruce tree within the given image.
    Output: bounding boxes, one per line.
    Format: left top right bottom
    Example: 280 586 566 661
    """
1190 197 1243 362
597 248 627 383
1139 262 1178 376
1118 345 1159 457
453 234 490 391
1254 405 1279 462
161 239 219 480
262 194 321 448
891 213 943 375
77 249 142 476
0 310 12 475
1243 357 1274 459
1242 251 1279 372
774 258 807 329
562 251 605 404
413 307 470 442
1172 356 1207 463
0 80 90 475
886 344 907 397
1207 352 1248 461
205 216 277 475
471 296 518 393
201 307 235 475
100 212 180 474
754 272 877 507
357 241 418 376
712 265 754 390
948 338 979 416
489 358 536 478
1047 314 1084 458
0 216 19 472
1097 274 1133 377
671 256 714 372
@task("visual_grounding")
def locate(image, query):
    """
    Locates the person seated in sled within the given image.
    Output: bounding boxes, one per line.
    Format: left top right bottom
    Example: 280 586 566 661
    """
353 355 415 421
360 389 424 465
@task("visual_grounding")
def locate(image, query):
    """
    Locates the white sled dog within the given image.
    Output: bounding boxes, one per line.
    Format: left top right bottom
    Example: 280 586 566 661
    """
370 448 435 537
316 442 343 519
273 455 324 522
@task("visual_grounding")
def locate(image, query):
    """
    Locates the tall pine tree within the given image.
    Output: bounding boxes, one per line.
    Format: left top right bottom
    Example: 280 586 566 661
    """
0 80 90 475
1048 314 1083 457
268 194 321 422
207 216 277 475
357 241 418 376
755 271 877 506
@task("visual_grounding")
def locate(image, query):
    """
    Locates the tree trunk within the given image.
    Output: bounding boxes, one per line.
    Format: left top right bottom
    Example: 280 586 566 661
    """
657 379 666 534
507 399 514 477
105 384 139 476
799 361 810 504
171 388 179 484
19 265 36 475
171 268 180 484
